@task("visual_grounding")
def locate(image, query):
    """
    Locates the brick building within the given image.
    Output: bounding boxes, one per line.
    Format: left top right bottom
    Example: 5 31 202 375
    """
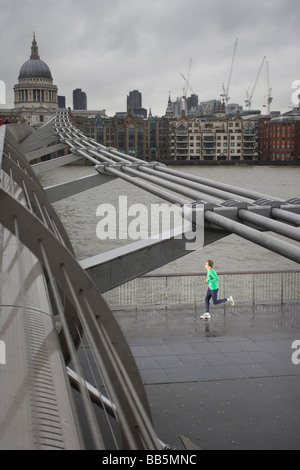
258 111 300 161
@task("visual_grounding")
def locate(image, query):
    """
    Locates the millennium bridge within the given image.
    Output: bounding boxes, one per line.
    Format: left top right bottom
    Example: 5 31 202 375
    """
0 109 299 450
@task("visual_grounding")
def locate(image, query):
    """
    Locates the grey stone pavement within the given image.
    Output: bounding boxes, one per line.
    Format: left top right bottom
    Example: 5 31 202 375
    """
112 302 300 450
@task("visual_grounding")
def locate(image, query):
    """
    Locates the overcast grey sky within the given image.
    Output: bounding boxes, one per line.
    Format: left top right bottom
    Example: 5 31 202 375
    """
1 0 299 116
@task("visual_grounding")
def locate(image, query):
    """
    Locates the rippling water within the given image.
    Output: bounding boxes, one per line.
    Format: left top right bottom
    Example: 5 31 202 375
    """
39 165 300 273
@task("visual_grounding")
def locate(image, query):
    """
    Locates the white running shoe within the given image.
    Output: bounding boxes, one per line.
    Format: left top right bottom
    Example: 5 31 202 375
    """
228 296 235 306
200 312 211 320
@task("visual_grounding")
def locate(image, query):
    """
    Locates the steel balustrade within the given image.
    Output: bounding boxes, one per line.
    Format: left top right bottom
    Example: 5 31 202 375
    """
103 270 300 308
0 123 162 450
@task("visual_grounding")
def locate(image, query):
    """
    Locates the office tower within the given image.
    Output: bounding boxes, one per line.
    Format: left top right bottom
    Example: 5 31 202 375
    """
58 96 66 108
127 90 147 117
73 88 87 110
127 90 142 111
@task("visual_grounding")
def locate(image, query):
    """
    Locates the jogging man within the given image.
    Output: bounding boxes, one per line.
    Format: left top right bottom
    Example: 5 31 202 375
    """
200 260 234 320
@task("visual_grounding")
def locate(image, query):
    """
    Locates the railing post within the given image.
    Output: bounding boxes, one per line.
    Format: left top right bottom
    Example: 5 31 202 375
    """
223 274 226 314
165 275 168 308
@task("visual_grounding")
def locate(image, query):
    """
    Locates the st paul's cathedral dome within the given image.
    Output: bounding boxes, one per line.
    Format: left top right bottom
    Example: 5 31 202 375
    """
14 33 58 127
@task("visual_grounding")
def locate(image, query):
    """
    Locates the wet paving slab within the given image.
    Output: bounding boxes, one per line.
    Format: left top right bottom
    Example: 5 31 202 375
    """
112 303 300 384
76 303 300 449
114 303 300 449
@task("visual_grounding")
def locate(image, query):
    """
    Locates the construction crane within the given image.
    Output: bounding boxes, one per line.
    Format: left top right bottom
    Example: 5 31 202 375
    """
180 58 193 98
179 58 192 114
180 71 196 96
266 60 273 114
245 56 266 110
220 38 238 106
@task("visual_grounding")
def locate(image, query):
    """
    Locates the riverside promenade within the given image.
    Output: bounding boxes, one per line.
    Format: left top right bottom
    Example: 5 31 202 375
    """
111 302 300 450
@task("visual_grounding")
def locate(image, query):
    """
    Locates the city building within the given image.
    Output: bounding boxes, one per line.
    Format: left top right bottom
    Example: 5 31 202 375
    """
73 88 87 110
169 95 243 119
0 113 25 126
127 90 147 117
58 96 66 108
187 94 199 117
258 109 300 161
226 103 244 116
169 110 257 161
0 34 270 164
73 109 148 159
13 33 58 127
72 104 258 162
127 90 141 110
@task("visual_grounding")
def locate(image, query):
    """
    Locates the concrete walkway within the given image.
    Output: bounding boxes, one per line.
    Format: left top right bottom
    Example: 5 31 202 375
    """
113 303 300 450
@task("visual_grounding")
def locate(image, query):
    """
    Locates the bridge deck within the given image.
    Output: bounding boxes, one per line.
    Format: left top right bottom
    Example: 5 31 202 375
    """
77 302 300 449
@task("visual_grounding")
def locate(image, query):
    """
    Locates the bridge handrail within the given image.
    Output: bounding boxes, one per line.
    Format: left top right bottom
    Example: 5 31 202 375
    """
140 269 300 277
103 269 300 308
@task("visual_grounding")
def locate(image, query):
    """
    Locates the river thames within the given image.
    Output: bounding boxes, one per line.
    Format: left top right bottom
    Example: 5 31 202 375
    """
39 164 300 274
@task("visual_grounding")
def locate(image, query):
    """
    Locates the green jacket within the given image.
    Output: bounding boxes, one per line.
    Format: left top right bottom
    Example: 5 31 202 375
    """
207 268 219 290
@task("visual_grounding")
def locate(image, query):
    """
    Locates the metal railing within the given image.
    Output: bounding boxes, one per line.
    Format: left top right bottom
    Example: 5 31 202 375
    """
0 124 161 450
103 270 300 308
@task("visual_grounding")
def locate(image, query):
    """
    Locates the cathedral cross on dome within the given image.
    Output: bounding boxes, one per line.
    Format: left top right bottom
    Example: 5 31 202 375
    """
30 32 40 60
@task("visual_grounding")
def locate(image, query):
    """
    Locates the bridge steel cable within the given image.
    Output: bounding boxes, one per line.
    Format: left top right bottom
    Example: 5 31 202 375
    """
50 109 300 266
96 149 300 226
60 111 300 229
0 124 162 450
53 112 300 262
96 161 300 263
204 210 300 264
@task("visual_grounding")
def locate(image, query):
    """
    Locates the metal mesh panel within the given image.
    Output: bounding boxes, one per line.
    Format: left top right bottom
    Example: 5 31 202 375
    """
104 271 300 309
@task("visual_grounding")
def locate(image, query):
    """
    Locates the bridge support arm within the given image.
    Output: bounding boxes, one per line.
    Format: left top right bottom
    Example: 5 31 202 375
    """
32 154 82 175
45 172 116 203
80 225 228 293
